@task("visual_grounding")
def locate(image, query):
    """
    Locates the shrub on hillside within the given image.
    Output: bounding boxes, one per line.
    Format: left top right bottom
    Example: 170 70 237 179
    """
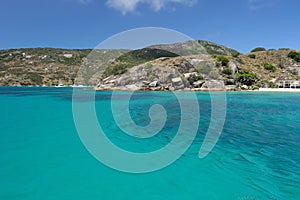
193 75 204 81
251 47 266 52
27 72 43 85
248 54 256 59
145 63 152 69
288 51 300 62
263 62 276 72
217 56 230 66
222 68 232 75
232 52 240 57
237 70 257 86
279 48 290 51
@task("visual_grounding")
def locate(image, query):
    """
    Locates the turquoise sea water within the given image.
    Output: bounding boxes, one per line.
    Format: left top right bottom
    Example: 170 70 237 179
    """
0 87 299 200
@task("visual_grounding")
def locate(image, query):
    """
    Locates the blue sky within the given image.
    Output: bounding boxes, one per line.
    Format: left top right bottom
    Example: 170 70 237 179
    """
1 0 299 53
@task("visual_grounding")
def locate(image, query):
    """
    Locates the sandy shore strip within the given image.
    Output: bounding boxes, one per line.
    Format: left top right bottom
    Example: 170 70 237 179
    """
259 88 300 92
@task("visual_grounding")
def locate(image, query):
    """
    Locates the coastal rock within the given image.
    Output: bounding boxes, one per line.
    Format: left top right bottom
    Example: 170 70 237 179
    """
102 76 112 82
225 85 237 91
192 80 205 88
107 79 116 84
150 86 162 91
97 83 115 89
169 86 175 91
201 80 225 90
172 77 183 86
241 85 249 90
175 84 185 90
225 79 235 85
172 77 186 90
252 85 259 90
149 80 159 87
126 84 140 90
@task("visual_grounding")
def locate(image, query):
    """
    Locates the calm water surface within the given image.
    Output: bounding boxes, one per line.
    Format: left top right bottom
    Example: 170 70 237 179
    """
0 87 299 200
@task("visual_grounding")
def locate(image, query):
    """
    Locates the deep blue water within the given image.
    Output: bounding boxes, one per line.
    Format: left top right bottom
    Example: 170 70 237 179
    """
0 87 299 199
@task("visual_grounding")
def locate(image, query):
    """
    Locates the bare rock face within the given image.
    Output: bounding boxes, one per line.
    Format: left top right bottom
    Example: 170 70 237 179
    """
201 80 225 90
228 60 239 77
172 77 185 90
172 77 183 86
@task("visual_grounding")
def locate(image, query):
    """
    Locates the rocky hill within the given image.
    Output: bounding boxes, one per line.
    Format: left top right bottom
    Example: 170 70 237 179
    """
96 47 300 91
0 41 300 90
0 48 88 86
0 48 128 86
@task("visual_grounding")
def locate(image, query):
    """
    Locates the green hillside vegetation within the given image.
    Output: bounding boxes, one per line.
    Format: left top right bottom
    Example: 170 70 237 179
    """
248 54 256 59
216 56 230 66
288 51 300 62
251 47 266 52
102 48 179 77
263 62 277 72
237 70 257 86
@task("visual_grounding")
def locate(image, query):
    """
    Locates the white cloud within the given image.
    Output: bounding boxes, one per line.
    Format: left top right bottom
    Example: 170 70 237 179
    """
106 0 197 15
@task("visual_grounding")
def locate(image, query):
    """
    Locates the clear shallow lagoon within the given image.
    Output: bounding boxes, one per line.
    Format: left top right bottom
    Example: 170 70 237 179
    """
0 87 299 200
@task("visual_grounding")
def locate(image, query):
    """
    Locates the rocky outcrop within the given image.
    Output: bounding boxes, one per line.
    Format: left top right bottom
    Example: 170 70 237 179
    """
171 77 184 90
201 80 225 90
96 56 227 91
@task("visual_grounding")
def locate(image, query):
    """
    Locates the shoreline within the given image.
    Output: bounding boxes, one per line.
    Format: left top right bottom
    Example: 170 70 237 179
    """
1 86 300 92
94 86 300 92
259 88 300 92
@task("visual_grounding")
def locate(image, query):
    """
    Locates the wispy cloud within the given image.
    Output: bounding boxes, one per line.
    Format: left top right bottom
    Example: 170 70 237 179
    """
106 0 197 15
248 0 277 11
77 0 93 5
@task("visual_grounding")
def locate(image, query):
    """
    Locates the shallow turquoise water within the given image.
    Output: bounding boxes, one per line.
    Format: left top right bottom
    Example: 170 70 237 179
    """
0 87 299 199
